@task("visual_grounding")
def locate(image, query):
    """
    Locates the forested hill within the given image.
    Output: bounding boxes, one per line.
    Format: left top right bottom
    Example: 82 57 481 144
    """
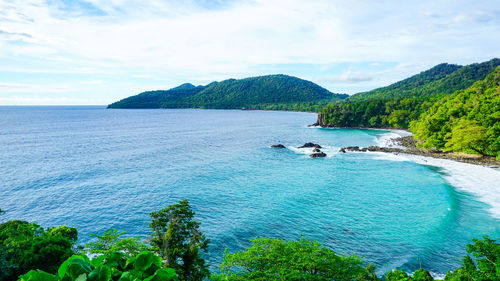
318 59 500 158
318 58 500 129
350 58 500 101
108 74 348 111
410 66 500 157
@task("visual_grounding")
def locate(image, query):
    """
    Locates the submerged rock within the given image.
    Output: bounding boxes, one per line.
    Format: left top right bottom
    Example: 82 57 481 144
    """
312 147 321 152
298 142 322 149
310 152 327 158
339 148 346 153
271 144 286 148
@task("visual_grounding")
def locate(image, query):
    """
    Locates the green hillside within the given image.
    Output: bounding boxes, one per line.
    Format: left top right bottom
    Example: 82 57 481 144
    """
318 58 500 128
108 74 348 111
410 66 500 157
350 58 500 100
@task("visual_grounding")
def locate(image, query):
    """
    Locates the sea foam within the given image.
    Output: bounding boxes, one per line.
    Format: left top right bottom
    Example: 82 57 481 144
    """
375 129 413 149
373 131 500 220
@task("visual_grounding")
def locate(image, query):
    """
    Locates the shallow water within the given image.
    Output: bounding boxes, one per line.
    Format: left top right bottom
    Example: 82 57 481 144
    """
0 106 498 275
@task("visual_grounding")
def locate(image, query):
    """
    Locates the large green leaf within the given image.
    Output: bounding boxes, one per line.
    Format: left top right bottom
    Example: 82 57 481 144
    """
103 252 128 269
88 265 111 281
58 256 91 279
133 252 161 271
18 270 58 281
75 273 87 281
117 271 141 281
143 268 176 281
90 255 106 268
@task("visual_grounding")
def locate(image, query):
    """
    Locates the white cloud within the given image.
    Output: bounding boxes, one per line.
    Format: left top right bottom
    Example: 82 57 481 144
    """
0 0 499 104
79 80 105 85
320 71 373 84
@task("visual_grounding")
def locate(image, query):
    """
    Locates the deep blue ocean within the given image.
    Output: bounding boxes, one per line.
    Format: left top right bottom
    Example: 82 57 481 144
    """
1 106 499 276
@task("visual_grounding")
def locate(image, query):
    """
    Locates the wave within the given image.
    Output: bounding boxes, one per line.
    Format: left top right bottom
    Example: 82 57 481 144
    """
375 129 413 149
373 152 500 220
371 130 500 220
289 145 338 158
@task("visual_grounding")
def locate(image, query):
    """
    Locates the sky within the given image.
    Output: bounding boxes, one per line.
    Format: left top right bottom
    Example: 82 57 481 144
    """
0 0 499 105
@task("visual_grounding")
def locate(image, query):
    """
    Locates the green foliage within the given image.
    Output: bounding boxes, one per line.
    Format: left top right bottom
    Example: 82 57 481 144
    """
210 237 369 281
318 59 500 157
83 229 148 256
319 59 500 129
107 74 347 110
0 221 78 281
149 200 209 281
351 59 499 101
17 251 178 281
411 66 500 156
444 236 500 281
18 270 58 281
385 268 435 281
318 96 437 128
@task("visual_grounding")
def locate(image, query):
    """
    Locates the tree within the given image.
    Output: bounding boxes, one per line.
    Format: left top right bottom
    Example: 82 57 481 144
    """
0 220 78 281
444 236 500 280
445 120 489 155
149 200 209 281
210 237 370 281
84 228 149 256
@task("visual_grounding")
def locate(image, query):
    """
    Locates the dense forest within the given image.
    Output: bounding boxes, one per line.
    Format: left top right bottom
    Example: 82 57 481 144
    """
1 202 499 281
318 59 500 158
108 75 348 111
410 67 500 157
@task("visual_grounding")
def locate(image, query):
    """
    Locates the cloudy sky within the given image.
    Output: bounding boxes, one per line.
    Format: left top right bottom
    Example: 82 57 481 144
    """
0 0 499 105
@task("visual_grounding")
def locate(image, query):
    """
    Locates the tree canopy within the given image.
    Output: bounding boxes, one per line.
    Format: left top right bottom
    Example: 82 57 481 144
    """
410 66 500 157
210 237 373 281
149 200 209 281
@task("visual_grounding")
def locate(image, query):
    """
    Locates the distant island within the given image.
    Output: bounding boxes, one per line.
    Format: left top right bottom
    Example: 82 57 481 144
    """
107 74 348 112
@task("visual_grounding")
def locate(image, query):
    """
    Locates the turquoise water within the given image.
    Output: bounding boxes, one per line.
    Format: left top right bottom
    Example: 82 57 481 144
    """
0 106 498 275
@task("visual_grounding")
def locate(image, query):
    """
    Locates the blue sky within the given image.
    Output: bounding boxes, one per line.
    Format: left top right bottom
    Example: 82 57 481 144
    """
0 0 499 105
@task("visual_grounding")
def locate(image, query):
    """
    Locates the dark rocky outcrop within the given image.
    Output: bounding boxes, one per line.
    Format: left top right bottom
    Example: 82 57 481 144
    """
392 136 417 149
342 145 404 153
313 148 321 152
339 138 500 167
298 142 322 149
310 152 327 158
271 144 286 148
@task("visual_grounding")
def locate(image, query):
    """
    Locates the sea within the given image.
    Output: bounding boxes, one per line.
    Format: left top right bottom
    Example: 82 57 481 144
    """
1 106 499 277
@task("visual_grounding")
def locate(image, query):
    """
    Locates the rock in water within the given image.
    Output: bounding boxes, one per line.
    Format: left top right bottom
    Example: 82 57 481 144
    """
367 146 381 152
298 142 322 149
313 147 321 152
310 152 327 158
339 148 346 153
271 144 286 148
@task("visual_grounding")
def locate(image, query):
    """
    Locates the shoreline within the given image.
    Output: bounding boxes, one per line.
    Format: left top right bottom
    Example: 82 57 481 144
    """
356 130 500 220
321 125 499 167
390 136 500 167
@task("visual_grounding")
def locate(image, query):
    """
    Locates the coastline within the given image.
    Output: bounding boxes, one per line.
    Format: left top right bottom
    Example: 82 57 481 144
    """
321 124 499 167
390 136 500 167
372 130 500 220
